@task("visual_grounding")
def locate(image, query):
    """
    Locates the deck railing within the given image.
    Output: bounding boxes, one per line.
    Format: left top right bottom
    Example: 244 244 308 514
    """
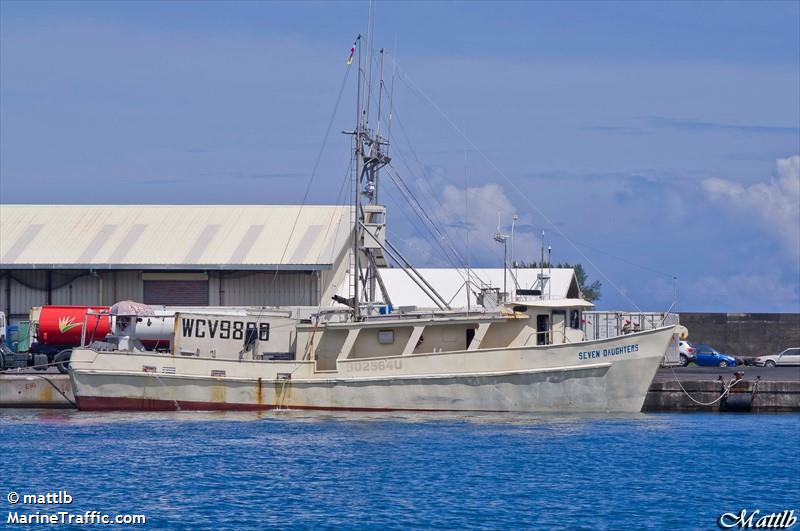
582 311 679 340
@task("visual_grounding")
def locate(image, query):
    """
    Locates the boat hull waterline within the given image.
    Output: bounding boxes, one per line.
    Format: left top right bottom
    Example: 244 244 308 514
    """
69 326 674 413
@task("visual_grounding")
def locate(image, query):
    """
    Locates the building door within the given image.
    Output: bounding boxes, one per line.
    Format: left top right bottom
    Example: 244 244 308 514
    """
142 273 209 306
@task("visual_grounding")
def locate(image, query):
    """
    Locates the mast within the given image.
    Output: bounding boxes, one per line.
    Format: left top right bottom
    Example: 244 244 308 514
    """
493 214 509 302
464 132 470 314
345 30 391 319
540 230 545 300
352 35 363 320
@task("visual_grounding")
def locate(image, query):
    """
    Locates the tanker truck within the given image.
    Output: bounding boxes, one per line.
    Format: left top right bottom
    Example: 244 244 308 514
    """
0 306 114 374
0 305 177 374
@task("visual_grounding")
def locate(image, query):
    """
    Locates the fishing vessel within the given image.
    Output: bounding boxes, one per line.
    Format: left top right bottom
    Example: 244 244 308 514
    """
68 34 676 413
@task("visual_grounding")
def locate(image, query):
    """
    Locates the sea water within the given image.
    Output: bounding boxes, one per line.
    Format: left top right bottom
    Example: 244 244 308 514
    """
1 411 798 530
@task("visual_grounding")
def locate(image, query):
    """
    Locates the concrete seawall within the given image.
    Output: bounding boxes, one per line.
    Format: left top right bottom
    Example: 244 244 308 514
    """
680 312 799 358
643 379 800 412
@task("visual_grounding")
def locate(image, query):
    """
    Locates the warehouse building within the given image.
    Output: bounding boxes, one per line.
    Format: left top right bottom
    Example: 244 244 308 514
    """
0 205 352 323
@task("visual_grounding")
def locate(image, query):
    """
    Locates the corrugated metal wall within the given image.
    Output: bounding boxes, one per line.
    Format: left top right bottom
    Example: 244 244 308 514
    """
1 269 319 321
51 274 102 306
101 271 143 303
5 272 47 318
214 272 318 306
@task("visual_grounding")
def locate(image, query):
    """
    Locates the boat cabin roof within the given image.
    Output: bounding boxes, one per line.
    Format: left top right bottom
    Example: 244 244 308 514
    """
505 298 595 310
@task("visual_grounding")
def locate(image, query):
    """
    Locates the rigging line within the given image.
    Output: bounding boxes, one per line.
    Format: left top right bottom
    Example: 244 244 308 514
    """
389 107 469 243
384 175 492 292
384 108 490 283
383 226 484 307
252 62 353 333
382 167 484 285
383 164 461 258
558 238 676 279
384 105 546 284
386 138 469 257
364 69 478 272
384 164 458 256
384 164 493 288
272 63 352 280
314 156 354 265
392 64 643 311
387 153 503 287
382 189 468 276
382 100 525 285
381 174 460 269
302 161 355 357
383 185 496 302
365 51 492 289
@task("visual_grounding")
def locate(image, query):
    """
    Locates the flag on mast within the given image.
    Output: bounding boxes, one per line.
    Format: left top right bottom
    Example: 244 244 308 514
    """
346 35 359 65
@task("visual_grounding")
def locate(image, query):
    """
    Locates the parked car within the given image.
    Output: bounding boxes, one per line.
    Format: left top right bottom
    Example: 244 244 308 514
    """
678 340 696 367
753 348 800 367
693 344 737 368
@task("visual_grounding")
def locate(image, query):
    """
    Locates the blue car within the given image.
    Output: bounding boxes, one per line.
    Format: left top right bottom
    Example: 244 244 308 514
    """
693 344 737 367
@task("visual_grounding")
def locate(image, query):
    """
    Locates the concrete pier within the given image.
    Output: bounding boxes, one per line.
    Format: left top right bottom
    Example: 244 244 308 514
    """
644 366 800 412
643 378 800 412
0 372 74 408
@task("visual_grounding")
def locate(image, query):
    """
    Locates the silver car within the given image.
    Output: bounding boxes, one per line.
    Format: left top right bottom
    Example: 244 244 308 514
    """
753 348 800 367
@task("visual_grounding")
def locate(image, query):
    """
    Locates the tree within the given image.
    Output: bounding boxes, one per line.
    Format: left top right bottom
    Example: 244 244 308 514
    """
514 261 602 303
571 263 601 303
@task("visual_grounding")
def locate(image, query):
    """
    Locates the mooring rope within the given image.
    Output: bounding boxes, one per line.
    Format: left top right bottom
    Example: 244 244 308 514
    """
667 364 743 406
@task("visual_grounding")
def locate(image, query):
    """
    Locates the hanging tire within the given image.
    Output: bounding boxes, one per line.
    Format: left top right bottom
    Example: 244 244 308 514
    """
718 360 728 368
765 360 776 368
679 354 689 367
54 350 72 374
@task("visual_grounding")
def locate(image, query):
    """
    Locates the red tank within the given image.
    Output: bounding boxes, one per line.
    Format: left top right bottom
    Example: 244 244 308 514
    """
37 306 111 346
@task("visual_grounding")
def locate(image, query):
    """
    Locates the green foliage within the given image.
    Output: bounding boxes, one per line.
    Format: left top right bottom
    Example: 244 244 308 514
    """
514 261 602 302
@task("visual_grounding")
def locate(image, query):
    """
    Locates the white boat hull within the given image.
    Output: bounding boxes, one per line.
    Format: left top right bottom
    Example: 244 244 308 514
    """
69 326 673 413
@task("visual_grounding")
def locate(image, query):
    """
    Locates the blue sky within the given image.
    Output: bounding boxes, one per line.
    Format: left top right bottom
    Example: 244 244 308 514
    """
1 1 798 312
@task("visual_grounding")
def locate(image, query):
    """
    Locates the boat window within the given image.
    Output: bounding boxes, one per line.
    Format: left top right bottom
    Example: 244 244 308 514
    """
466 328 476 349
570 310 581 329
536 315 550 345
378 330 394 345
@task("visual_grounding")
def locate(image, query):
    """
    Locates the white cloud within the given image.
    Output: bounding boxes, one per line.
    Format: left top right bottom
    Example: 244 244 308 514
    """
702 155 800 259
390 180 539 268
439 182 539 264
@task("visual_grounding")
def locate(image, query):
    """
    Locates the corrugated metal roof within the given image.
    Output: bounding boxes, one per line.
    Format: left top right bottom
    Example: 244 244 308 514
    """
338 268 580 308
0 205 352 270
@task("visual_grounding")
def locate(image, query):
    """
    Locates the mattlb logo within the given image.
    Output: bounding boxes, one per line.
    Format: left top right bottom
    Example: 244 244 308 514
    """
57 316 82 334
